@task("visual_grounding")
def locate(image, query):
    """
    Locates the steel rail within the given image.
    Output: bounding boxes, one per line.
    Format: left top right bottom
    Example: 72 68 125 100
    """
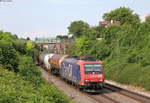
104 83 150 103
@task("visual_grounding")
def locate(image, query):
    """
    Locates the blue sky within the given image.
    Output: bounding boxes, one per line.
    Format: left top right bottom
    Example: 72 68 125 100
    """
0 0 150 40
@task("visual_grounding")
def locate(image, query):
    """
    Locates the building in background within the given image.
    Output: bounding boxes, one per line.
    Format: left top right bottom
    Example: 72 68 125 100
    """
99 20 120 27
34 37 69 54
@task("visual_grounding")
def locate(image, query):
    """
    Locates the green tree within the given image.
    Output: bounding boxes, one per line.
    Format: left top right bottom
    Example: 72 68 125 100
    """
25 40 36 56
68 20 89 37
104 25 121 44
0 31 14 42
12 34 18 40
75 35 96 56
94 40 111 60
18 56 41 87
65 42 76 55
14 39 27 55
0 40 18 72
103 7 140 25
91 26 105 38
135 22 150 48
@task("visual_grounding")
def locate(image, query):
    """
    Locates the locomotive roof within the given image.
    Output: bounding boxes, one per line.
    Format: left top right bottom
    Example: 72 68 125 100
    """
63 58 78 64
78 56 97 61
66 55 97 61
63 56 99 64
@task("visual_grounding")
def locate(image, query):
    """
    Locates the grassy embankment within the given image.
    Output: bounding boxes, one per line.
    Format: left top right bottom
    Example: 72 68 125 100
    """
0 56 73 103
104 55 150 90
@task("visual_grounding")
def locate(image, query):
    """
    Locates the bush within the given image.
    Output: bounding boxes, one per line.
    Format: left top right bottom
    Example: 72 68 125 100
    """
139 50 150 66
0 40 19 72
0 31 14 42
0 66 70 103
14 39 27 55
18 56 42 87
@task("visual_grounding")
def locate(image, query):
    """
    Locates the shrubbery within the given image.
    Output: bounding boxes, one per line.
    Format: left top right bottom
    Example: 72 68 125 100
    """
14 39 27 55
0 40 19 72
18 56 42 87
0 67 70 103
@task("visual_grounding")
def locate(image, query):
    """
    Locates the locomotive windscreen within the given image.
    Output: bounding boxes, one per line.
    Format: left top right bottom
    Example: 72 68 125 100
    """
84 64 102 74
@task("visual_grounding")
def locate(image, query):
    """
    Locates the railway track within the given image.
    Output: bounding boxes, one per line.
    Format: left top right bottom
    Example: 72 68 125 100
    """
103 83 150 103
42 69 150 103
86 93 120 103
86 83 150 103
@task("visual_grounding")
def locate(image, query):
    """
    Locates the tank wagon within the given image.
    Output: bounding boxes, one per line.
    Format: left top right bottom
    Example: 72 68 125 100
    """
38 52 54 71
38 53 105 92
48 54 68 74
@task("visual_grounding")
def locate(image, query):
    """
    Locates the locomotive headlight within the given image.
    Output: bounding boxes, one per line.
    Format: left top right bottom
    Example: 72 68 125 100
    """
98 75 102 81
98 75 102 78
85 79 89 82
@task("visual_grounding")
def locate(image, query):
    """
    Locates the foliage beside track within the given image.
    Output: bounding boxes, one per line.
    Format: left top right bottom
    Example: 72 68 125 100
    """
67 7 150 90
0 66 70 103
0 31 72 103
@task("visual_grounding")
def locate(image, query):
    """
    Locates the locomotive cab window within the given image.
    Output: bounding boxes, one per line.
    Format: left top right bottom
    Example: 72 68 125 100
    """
84 64 102 74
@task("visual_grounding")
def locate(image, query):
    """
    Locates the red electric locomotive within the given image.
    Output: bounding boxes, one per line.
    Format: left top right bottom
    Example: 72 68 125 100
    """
60 56 105 92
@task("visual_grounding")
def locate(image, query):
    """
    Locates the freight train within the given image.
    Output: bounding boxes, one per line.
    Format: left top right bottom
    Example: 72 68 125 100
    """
38 52 105 92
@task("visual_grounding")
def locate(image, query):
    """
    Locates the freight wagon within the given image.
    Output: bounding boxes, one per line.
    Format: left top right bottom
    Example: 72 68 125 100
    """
49 54 69 74
38 52 54 71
